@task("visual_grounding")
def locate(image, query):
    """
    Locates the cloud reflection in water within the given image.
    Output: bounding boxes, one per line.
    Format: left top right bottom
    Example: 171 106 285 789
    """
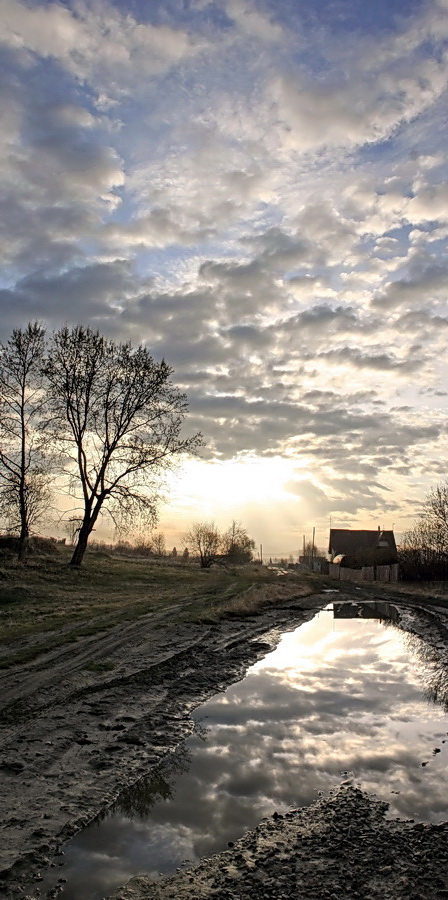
54 603 448 900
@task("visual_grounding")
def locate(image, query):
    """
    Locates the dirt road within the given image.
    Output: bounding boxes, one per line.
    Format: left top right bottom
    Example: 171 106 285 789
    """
1 576 448 900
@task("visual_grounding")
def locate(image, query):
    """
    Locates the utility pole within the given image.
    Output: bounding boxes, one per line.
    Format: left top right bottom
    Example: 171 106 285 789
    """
259 543 263 564
311 526 315 570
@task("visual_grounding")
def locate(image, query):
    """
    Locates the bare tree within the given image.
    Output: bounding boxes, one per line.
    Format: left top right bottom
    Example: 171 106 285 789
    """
424 482 448 544
184 521 221 568
44 325 202 567
150 531 166 557
0 323 51 560
399 480 448 580
221 520 255 564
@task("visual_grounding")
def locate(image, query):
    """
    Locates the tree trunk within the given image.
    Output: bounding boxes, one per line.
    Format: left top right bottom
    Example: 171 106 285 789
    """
69 521 91 567
17 471 29 562
17 525 29 563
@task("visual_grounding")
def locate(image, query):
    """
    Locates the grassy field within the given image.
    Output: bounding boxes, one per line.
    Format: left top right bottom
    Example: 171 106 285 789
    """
0 544 319 667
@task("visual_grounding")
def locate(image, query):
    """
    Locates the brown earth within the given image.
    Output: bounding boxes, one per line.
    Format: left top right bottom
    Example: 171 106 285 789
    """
1 570 448 900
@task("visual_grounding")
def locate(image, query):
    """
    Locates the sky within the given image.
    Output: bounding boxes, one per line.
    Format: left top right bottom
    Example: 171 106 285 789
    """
1 0 447 556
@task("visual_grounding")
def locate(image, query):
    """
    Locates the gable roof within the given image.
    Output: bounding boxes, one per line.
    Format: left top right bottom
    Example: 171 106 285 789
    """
328 529 397 555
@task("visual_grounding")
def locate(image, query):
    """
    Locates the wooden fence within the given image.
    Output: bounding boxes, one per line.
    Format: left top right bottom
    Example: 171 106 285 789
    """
328 563 399 583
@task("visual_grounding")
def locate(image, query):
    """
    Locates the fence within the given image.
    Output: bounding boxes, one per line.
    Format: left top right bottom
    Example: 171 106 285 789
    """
328 563 399 583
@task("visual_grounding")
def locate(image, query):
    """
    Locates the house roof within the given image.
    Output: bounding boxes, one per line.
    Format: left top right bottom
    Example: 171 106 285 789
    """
328 529 397 555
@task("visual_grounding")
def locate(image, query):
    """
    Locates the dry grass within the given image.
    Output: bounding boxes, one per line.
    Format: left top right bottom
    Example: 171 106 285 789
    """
215 575 318 617
0 549 320 665
178 569 321 623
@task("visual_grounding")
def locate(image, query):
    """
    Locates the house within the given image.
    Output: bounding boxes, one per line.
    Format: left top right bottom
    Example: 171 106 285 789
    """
328 527 397 568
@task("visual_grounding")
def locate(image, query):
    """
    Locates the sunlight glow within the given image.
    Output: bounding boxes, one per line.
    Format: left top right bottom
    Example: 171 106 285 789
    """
168 456 302 510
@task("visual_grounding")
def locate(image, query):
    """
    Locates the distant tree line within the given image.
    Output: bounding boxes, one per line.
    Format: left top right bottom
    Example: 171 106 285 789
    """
0 323 201 566
85 520 258 569
85 534 190 562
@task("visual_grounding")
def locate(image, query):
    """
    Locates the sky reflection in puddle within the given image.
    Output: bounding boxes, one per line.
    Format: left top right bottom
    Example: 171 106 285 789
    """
51 602 448 900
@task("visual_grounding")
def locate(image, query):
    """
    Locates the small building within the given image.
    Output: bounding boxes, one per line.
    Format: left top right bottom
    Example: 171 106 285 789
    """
328 527 397 569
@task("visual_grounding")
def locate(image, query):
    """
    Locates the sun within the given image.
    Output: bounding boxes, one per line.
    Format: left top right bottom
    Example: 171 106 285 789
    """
159 454 318 557
169 456 300 510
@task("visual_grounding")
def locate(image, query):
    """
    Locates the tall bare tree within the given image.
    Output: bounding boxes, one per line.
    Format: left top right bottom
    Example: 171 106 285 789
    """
0 323 50 560
45 325 202 567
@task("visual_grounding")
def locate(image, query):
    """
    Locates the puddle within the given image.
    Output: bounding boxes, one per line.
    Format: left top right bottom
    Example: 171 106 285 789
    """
43 601 448 899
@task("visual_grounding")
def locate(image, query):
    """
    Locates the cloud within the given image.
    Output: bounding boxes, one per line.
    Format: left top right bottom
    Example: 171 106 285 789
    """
0 0 447 544
0 0 201 90
268 39 448 154
284 479 335 517
0 260 138 332
406 182 448 223
372 262 448 310
319 346 426 374
0 0 89 60
225 0 284 43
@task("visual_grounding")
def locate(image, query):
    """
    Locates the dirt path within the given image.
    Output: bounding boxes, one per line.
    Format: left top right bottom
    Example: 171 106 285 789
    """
1 579 448 900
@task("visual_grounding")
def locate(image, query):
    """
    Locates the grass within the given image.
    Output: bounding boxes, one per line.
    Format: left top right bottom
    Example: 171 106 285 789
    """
0 548 207 642
0 546 319 667
175 567 323 623
3 544 446 670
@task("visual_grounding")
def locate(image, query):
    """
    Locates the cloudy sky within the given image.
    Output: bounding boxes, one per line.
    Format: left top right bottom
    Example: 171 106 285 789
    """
1 0 447 554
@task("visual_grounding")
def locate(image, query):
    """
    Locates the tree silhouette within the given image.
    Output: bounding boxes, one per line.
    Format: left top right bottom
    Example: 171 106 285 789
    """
45 325 202 566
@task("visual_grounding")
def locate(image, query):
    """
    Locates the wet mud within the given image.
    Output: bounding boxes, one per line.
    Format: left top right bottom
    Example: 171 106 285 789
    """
1 579 448 899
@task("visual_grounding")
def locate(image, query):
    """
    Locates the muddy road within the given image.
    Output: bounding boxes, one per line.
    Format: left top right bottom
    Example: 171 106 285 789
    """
1 577 448 899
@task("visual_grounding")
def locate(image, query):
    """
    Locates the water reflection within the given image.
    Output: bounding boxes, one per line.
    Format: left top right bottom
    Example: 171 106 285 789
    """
402 630 448 712
108 744 192 821
334 600 448 712
333 600 400 623
48 602 448 900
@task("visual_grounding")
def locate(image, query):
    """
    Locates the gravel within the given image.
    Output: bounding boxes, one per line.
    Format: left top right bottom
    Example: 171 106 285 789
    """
108 785 448 900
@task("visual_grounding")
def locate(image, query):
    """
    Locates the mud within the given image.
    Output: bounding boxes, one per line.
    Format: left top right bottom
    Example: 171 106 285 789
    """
1 579 448 900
